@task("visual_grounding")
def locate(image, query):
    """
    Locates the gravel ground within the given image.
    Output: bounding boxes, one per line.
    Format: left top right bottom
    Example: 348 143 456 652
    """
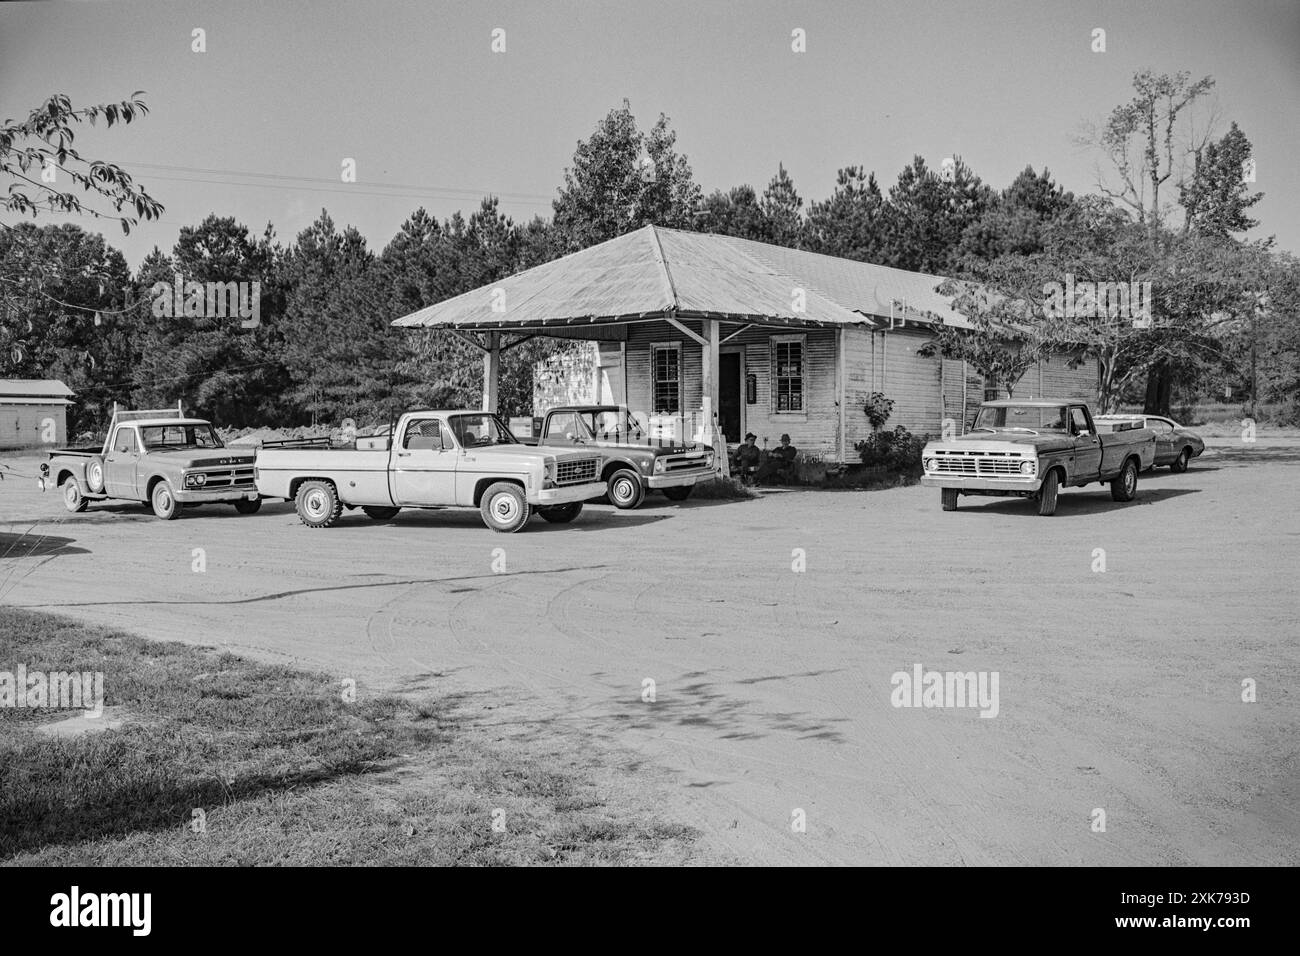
1 435 1296 865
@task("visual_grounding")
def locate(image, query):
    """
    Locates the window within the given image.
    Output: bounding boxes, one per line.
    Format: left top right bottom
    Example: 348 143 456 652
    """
545 412 587 443
772 336 804 412
651 344 681 414
1069 407 1090 434
403 418 444 451
114 429 138 454
1146 419 1173 435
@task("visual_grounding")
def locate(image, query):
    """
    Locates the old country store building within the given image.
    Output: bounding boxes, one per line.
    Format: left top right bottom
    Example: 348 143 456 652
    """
392 225 1098 461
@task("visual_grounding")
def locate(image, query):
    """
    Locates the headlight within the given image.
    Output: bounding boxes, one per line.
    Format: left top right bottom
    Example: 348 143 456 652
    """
542 458 556 488
654 458 666 473
924 458 936 471
1019 460 1035 475
185 473 207 487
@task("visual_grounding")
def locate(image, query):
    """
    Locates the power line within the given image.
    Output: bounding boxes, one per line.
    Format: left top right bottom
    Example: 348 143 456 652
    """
126 161 557 207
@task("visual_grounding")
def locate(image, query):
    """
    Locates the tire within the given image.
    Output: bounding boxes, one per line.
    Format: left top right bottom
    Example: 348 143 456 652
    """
662 485 693 502
1037 469 1059 516
607 468 645 509
362 506 400 520
538 502 582 524
234 498 263 515
85 457 105 494
941 488 958 511
1169 447 1191 473
480 482 531 533
295 479 342 528
151 480 180 520
1111 458 1139 502
62 478 88 513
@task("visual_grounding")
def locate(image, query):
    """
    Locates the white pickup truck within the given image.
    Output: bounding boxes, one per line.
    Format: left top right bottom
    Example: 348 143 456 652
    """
254 410 607 532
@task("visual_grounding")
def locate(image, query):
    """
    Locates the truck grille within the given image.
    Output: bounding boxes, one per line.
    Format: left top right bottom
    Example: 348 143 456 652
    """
932 451 1029 477
556 458 599 485
661 453 709 472
196 466 257 488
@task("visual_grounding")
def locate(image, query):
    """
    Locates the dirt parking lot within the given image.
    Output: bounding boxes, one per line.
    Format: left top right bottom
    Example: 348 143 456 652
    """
2 437 1297 865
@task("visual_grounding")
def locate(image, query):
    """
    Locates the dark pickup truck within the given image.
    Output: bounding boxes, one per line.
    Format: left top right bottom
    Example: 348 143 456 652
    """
518 405 715 509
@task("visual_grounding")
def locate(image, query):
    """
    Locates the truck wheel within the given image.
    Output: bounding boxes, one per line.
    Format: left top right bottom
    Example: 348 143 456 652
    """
151 481 180 520
362 506 400 520
480 482 531 533
234 499 262 515
941 488 958 511
538 502 582 524
1170 447 1191 473
662 485 693 502
607 469 645 509
62 478 89 513
1111 458 1139 502
296 480 342 528
1037 470 1060 516
85 457 105 494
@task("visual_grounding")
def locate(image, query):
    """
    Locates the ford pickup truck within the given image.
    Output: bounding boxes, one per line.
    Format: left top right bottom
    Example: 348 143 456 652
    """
519 405 715 508
920 400 1155 516
254 409 606 532
38 403 260 519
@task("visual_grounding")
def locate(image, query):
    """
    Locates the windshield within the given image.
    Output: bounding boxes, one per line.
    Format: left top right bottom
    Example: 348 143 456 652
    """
139 424 224 450
586 409 647 442
448 413 518 447
972 405 1069 433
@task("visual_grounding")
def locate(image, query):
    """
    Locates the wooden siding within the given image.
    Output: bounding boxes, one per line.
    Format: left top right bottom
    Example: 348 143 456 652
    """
0 403 66 448
539 324 1103 459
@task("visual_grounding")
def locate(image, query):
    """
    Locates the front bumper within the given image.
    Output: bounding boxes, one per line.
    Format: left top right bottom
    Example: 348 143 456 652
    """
921 475 1042 493
529 480 607 505
646 468 713 489
174 485 260 503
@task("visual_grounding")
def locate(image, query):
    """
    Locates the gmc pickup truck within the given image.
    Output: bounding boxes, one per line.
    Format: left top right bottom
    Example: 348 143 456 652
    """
519 405 715 508
254 410 606 532
38 404 260 519
920 400 1155 516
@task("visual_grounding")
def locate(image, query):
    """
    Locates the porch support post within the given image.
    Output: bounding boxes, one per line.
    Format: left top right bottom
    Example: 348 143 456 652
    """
838 326 847 463
701 317 720 444
483 331 501 412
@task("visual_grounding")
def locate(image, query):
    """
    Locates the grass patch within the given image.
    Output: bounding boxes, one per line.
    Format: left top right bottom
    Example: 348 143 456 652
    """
689 476 755 499
0 608 698 865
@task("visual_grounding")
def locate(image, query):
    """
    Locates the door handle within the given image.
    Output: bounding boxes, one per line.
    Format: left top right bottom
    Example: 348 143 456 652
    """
396 452 411 457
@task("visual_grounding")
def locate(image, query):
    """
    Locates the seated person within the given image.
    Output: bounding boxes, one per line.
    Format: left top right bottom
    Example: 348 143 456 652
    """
756 433 798 483
734 433 761 481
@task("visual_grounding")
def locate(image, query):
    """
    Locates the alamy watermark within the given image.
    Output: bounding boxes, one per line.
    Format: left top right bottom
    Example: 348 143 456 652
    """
0 664 104 717
150 275 260 328
1043 274 1152 329
890 663 999 718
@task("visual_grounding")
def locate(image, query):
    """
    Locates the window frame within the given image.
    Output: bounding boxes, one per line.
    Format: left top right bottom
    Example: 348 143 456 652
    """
650 342 683 415
770 333 807 415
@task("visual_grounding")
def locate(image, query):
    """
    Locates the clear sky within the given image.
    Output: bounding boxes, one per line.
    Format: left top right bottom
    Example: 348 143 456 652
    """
3 0 1297 267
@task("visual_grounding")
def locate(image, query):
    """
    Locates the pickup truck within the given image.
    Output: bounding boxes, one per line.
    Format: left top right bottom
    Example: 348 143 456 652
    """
38 404 261 519
254 409 606 532
920 399 1155 516
519 405 715 509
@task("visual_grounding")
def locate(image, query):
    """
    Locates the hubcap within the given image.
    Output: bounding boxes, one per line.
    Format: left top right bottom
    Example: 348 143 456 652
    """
305 490 327 518
65 485 77 505
492 493 519 522
156 488 171 510
613 478 634 501
1126 467 1136 493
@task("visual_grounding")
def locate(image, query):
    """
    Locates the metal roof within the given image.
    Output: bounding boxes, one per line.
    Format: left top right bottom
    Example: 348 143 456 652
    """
392 225 971 332
0 379 73 399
